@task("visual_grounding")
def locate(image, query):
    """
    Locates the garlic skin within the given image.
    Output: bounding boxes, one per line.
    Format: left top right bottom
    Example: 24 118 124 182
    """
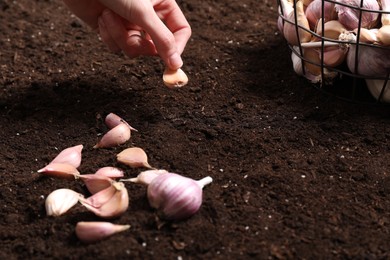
94 123 131 149
163 68 189 88
335 0 380 30
45 188 83 216
283 0 312 45
37 163 80 180
305 0 337 30
79 182 129 219
50 145 83 168
117 147 153 168
134 171 213 220
75 221 130 243
105 113 137 131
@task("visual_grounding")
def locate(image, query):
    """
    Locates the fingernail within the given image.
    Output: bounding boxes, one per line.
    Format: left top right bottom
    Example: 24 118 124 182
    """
168 52 183 70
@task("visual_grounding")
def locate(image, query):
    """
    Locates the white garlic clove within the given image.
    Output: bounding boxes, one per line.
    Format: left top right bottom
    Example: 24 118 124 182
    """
75 221 130 243
79 185 117 208
50 145 83 168
37 163 80 180
377 25 390 46
117 147 153 169
45 188 83 216
163 68 189 88
283 0 312 45
79 174 113 194
95 167 125 179
79 182 129 219
93 123 131 149
105 113 137 131
123 169 169 185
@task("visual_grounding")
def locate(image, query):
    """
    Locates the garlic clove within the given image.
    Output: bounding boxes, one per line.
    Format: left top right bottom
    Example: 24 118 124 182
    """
321 46 348 67
377 25 390 46
79 185 117 208
79 174 113 194
50 145 83 168
365 79 390 102
45 188 84 216
79 182 129 219
335 0 380 30
380 0 390 25
303 46 322 76
163 68 189 88
122 169 169 185
95 167 125 179
93 123 131 149
283 0 312 45
105 113 137 131
354 28 379 43
75 221 130 243
196 176 213 188
315 19 346 40
37 163 80 180
117 147 153 169
305 0 337 30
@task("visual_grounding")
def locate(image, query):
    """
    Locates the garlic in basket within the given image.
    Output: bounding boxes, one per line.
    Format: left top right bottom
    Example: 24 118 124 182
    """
127 170 213 220
380 0 390 25
305 0 337 30
365 79 390 102
283 0 312 45
335 0 380 30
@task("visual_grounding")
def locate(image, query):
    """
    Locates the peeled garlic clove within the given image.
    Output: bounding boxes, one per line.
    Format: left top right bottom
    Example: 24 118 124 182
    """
117 147 153 168
79 182 129 219
45 188 83 216
105 113 137 131
147 173 213 220
75 221 130 243
50 145 83 168
95 167 124 179
38 163 80 180
94 123 131 149
163 68 188 88
80 185 117 208
283 0 312 45
123 169 169 185
79 174 113 194
377 25 390 46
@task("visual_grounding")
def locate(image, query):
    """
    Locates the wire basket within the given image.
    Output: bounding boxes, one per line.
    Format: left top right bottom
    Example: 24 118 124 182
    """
277 0 390 103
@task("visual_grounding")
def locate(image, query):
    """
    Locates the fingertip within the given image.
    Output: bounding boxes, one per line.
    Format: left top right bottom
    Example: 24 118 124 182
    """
167 52 183 70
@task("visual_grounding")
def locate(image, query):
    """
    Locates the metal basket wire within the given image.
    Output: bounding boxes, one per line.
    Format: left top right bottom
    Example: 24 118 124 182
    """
277 0 390 103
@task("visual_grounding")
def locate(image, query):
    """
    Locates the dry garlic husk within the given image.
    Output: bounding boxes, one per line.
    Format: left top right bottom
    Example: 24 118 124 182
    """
163 68 189 88
283 0 312 45
105 113 137 131
45 188 83 216
377 25 390 45
38 163 80 180
95 167 125 179
305 0 337 30
79 174 114 194
335 0 380 30
131 170 213 220
94 123 131 149
75 221 130 243
50 145 83 168
79 182 129 219
117 147 153 168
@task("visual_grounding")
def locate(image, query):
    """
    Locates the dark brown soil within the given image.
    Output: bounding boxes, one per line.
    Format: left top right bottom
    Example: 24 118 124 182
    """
1 0 390 259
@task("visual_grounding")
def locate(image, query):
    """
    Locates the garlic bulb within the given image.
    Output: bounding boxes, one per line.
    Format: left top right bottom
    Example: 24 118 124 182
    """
335 0 380 30
75 221 130 243
278 0 294 34
380 0 390 25
305 0 337 30
117 147 153 168
130 170 212 220
50 145 83 168
37 162 80 180
45 188 83 216
283 0 312 45
365 79 390 102
93 123 131 149
163 68 189 88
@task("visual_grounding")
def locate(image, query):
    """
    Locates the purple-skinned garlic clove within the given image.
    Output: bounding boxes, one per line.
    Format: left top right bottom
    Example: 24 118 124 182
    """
50 144 83 168
105 113 137 131
45 188 84 216
75 221 130 243
94 123 131 149
79 174 114 194
117 147 153 169
37 163 80 180
79 185 117 208
94 167 125 179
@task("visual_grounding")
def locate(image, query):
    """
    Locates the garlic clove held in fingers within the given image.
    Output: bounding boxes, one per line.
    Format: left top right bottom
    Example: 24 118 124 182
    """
79 182 129 219
75 221 130 243
94 123 131 149
117 147 153 169
163 68 189 88
50 144 83 168
38 162 80 180
45 188 84 216
105 113 137 131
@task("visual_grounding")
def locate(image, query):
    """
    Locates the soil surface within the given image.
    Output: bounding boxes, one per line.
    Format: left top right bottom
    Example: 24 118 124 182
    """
1 0 390 259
